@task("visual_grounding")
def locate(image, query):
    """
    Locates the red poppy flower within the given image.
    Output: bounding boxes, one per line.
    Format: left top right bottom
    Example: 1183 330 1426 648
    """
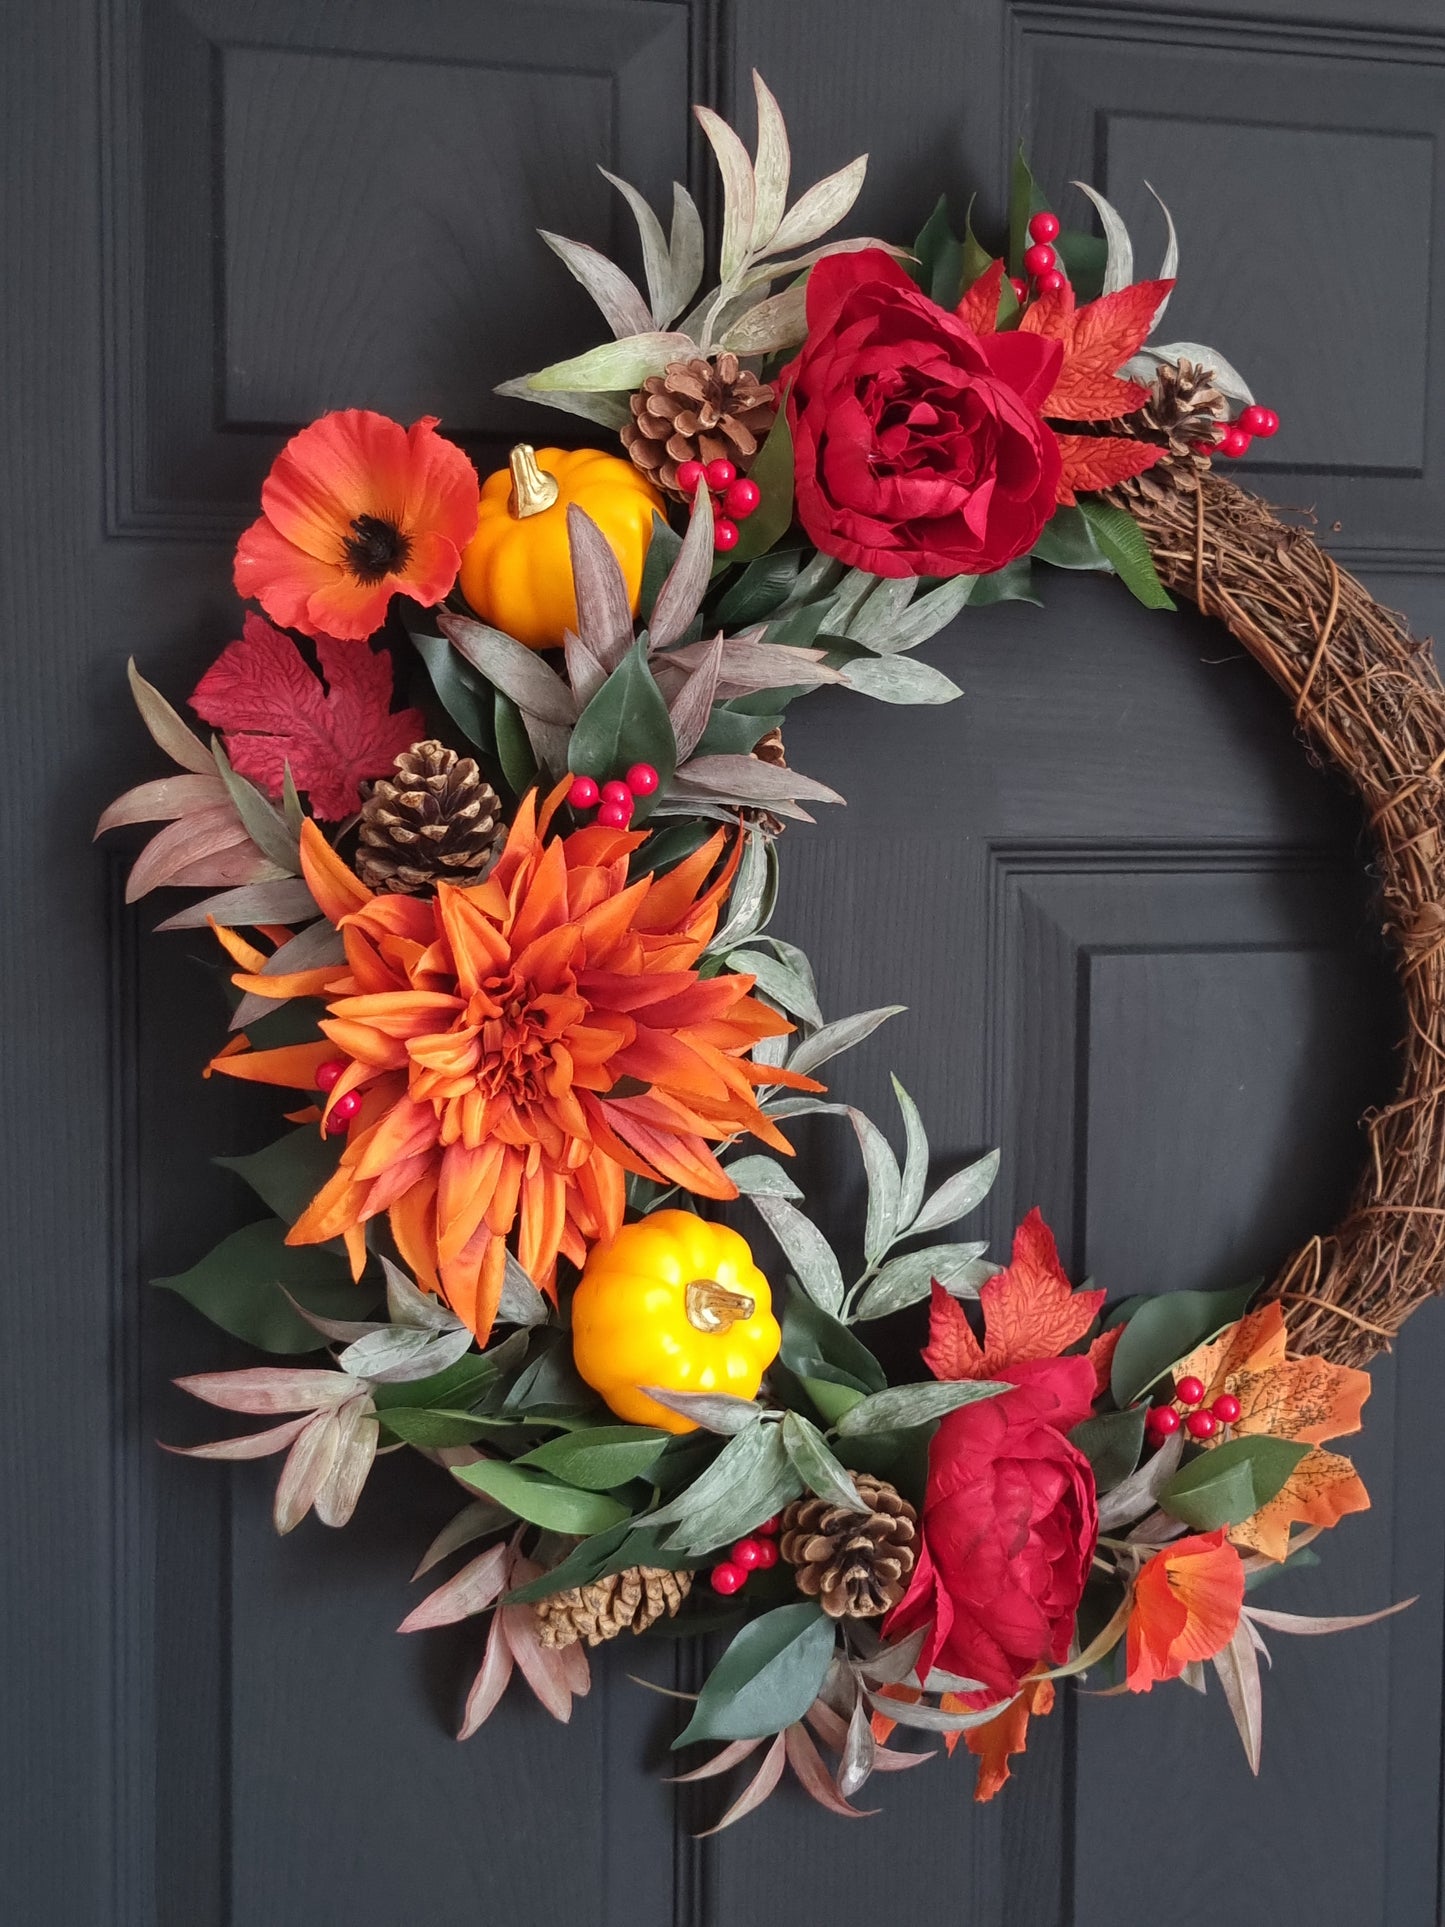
234 410 479 642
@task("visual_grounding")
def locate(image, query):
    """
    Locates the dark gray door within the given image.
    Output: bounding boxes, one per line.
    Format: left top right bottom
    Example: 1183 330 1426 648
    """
6 2 1444 1922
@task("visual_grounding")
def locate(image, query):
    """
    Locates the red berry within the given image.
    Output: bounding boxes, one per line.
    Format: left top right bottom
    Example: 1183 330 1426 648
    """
1036 268 1066 295
1212 1393 1242 1424
1257 408 1279 438
1219 425 1251 458
1150 1404 1181 1436
713 517 740 552
596 801 632 829
676 459 705 494
314 1058 346 1093
625 762 659 797
751 1538 779 1569
1023 241 1056 277
704 459 736 490
326 1088 362 1135
731 1538 766 1570
1174 1376 1206 1408
756 1516 780 1536
1186 1410 1218 1441
567 775 599 811
723 478 760 520
1028 211 1061 244
1009 275 1028 302
1238 405 1270 437
710 1561 747 1596
601 780 631 807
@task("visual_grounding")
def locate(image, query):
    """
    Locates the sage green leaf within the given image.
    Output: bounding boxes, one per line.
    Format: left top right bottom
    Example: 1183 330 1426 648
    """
727 412 795 566
1069 1408 1147 1494
409 630 497 754
715 549 802 627
652 1418 801 1555
891 1076 929 1228
674 1603 836 1747
454 1459 633 1534
850 1110 902 1265
1159 1437 1310 1533
864 578 975 654
765 155 868 256
217 1127 343 1230
492 378 633 429
909 1150 1000 1238
1110 1282 1258 1409
210 739 301 873
569 639 677 807
786 1006 905 1079
524 331 698 393
749 1195 844 1314
839 656 963 706
853 1243 989 1321
781 1411 865 1510
708 824 772 952
727 948 822 1028
371 1330 528 1413
644 1389 765 1434
516 1424 670 1491
153 1220 364 1354
723 1155 803 1200
864 1689 1013 1735
1077 500 1175 611
834 1379 1009 1437
538 229 652 339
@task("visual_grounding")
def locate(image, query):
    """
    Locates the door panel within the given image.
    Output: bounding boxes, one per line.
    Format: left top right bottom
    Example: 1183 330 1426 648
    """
6 3 1445 1923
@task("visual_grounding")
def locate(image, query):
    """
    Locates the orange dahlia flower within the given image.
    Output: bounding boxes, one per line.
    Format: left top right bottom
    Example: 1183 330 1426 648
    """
234 410 479 642
209 787 818 1341
1125 1529 1245 1691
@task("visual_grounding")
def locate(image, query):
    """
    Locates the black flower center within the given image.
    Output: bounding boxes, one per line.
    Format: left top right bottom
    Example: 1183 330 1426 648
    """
343 514 410 584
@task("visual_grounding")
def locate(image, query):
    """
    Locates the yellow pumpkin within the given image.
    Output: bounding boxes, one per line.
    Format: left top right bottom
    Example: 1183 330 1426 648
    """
458 444 663 650
571 1211 781 1433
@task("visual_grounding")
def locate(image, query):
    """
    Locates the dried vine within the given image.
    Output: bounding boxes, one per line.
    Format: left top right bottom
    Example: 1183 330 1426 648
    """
1123 471 1445 1366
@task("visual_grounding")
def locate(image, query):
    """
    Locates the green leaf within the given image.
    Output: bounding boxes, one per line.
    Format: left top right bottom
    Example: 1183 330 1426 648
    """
781 1410 865 1510
493 690 537 796
910 195 965 309
409 630 497 755
695 705 782 757
715 548 802 627
1031 506 1110 572
638 513 683 624
453 1459 633 1534
504 1520 704 1606
839 656 962 706
1110 1282 1258 1408
651 1418 801 1556
833 1424 933 1509
526 331 698 393
834 1379 1010 1437
1054 228 1107 304
1069 1408 1147 1494
780 1287 887 1392
1077 500 1175 611
969 558 1039 606
1008 146 1052 276
377 1407 498 1448
153 1220 365 1355
723 1154 804 1200
216 1128 343 1231
568 638 677 809
728 412 795 566
909 1149 999 1238
749 1194 842 1313
960 199 994 298
210 739 301 874
852 1242 990 1321
516 1424 671 1491
674 1602 835 1747
371 1331 528 1412
1159 1437 1311 1532
633 819 714 876
798 1376 866 1424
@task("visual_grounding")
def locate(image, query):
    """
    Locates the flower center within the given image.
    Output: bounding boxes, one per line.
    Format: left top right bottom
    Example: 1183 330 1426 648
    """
343 513 410 584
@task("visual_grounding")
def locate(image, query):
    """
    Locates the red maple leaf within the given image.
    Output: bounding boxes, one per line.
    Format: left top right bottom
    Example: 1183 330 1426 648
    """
956 258 1006 335
190 614 425 821
1053 432 1163 506
1018 278 1171 421
922 1208 1106 1380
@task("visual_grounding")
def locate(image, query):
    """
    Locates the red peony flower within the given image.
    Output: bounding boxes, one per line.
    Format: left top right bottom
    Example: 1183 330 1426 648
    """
781 250 1063 578
885 1357 1098 1699
234 410 479 642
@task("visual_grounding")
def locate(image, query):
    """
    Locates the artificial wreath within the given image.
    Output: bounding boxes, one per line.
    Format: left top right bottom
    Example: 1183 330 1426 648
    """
102 75 1426 1825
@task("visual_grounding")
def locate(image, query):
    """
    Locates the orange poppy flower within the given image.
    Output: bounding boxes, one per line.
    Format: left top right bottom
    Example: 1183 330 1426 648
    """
234 410 479 642
1125 1529 1245 1691
962 1669 1055 1802
208 787 820 1342
1172 1302 1370 1560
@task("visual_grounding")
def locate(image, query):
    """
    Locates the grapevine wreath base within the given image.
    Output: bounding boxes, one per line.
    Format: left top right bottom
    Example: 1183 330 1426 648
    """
102 75 1428 1824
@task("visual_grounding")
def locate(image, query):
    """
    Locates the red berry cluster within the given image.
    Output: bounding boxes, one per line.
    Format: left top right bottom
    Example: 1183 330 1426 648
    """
1145 1375 1243 1445
567 762 659 829
675 458 761 553
710 1516 780 1595
1022 210 1067 297
1203 403 1281 461
315 1057 360 1136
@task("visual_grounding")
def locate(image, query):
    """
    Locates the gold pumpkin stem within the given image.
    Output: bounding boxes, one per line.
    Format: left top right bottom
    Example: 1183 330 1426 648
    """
685 1278 756 1333
508 444 560 519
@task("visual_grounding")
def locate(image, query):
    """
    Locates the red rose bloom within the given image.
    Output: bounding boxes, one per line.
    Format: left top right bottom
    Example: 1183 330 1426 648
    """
781 250 1064 578
885 1357 1098 1698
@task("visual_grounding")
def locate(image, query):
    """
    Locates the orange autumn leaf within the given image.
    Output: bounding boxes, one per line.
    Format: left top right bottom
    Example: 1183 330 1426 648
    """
1173 1302 1371 1561
957 258 1007 335
1125 1530 1245 1691
1018 277 1170 421
1053 433 1163 507
923 1207 1104 1380
963 1670 1055 1799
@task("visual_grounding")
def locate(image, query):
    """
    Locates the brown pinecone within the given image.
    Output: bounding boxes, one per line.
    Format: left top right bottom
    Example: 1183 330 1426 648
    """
534 1565 693 1649
752 726 786 768
1108 357 1229 505
355 741 505 895
621 352 777 496
779 1475 918 1619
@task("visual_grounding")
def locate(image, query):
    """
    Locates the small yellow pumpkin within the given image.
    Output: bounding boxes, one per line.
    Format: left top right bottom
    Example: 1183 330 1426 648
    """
458 444 663 651
571 1211 781 1433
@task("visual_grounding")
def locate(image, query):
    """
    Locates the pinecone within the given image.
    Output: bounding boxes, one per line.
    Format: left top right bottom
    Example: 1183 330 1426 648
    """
534 1565 693 1649
752 726 786 768
621 353 777 497
779 1475 918 1619
355 741 506 895
1108 357 1229 504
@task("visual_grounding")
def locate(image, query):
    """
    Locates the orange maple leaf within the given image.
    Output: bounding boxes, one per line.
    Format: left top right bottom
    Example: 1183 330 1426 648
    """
1173 1302 1371 1561
956 258 1006 335
1018 277 1170 421
962 1670 1055 1797
923 1208 1105 1380
1053 433 1163 507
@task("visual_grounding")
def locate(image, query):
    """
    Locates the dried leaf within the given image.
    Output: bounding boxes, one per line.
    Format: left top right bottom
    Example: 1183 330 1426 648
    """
539 230 653 339
1242 1598 1415 1637
163 1413 312 1462
837 1694 877 1797
274 1408 342 1534
1211 1619 1263 1774
96 773 230 834
695 1732 788 1835
439 612 578 724
412 1499 511 1581
667 1736 766 1783
672 755 844 806
155 877 319 931
127 658 214 774
567 505 636 672
648 481 715 652
668 635 725 764
175 1367 357 1415
123 806 263 902
459 1611 515 1739
784 1721 877 1817
399 1541 512 1632
501 1603 575 1722
313 1395 379 1527
1096 1429 1185 1530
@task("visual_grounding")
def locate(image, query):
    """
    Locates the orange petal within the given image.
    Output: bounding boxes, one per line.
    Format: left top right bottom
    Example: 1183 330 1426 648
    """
964 1672 1055 1800
208 1039 335 1090
209 920 267 972
300 818 372 924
